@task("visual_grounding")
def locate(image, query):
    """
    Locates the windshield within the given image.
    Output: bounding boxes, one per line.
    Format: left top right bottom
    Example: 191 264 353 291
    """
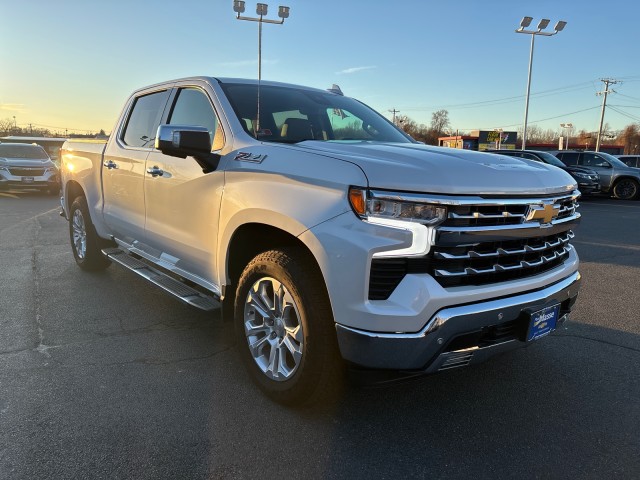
535 151 566 168
0 144 49 159
220 83 413 144
596 151 633 168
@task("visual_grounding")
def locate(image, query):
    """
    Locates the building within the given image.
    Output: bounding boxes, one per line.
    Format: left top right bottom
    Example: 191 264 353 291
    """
438 131 624 155
439 130 518 151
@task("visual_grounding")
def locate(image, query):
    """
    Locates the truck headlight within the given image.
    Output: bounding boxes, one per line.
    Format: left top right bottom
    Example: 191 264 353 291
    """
349 187 447 225
349 187 446 257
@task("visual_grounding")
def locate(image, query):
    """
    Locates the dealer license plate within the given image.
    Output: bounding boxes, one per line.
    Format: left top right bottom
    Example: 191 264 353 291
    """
527 304 560 341
21 176 34 183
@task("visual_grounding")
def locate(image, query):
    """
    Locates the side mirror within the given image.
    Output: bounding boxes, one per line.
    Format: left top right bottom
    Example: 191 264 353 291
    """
155 125 212 159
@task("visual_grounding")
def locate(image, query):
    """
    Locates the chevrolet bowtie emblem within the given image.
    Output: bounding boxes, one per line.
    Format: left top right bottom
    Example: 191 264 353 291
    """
526 203 560 224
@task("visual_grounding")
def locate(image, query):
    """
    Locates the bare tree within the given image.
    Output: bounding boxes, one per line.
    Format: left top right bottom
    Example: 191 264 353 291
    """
0 117 15 136
617 124 640 154
430 110 450 136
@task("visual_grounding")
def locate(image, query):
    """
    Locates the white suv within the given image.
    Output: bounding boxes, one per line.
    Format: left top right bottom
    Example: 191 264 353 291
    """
0 143 60 194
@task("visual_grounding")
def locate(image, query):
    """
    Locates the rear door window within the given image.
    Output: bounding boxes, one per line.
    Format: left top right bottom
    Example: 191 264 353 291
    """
122 90 170 148
581 152 610 168
557 152 579 166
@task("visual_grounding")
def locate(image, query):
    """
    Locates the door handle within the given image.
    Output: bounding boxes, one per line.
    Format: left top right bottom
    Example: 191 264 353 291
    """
146 166 164 177
103 160 118 170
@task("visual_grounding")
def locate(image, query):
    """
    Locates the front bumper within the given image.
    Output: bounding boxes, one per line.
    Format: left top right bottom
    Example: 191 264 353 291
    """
577 182 600 194
0 171 59 190
335 271 580 371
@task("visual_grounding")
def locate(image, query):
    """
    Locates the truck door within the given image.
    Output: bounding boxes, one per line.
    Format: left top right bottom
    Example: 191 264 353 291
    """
102 89 171 242
143 85 226 289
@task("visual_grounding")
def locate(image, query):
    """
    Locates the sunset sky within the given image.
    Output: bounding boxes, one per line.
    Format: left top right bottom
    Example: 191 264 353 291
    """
1 0 639 135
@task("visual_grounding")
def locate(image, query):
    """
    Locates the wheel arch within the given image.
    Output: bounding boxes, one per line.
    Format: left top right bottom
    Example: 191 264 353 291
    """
223 222 332 316
65 180 85 214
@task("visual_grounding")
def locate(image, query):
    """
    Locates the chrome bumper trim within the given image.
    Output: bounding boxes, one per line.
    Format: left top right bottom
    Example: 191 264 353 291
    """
335 271 580 370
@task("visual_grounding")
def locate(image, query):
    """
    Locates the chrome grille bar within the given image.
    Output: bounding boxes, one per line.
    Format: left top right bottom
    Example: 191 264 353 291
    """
434 232 574 260
434 245 572 277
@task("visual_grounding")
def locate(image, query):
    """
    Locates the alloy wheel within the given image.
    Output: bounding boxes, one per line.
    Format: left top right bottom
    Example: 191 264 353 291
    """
243 277 303 381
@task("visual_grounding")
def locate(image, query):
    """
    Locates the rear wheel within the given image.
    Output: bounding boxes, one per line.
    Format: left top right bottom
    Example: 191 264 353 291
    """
69 195 111 271
613 178 639 200
234 247 343 405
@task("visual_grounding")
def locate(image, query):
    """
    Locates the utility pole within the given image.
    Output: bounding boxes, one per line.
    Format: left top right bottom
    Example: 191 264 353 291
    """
389 109 400 125
595 78 620 152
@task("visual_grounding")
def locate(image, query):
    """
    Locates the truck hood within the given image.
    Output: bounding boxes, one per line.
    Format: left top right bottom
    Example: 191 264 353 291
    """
292 141 577 196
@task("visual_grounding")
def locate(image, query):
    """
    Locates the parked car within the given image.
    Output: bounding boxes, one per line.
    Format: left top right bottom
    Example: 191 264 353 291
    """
0 143 60 194
616 155 640 168
486 149 600 195
551 150 640 200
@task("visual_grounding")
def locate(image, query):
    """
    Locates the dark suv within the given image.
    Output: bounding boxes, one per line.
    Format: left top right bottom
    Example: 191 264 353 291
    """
552 150 640 200
486 149 600 195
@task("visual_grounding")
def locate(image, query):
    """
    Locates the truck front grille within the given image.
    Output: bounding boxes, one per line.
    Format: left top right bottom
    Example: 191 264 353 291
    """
368 192 580 300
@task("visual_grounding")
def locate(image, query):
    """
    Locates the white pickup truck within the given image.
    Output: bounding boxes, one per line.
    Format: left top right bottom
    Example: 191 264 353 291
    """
60 76 581 404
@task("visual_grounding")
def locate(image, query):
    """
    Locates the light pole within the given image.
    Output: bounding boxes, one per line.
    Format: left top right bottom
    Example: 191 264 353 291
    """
233 1 289 82
516 17 566 150
560 122 573 150
233 1 290 134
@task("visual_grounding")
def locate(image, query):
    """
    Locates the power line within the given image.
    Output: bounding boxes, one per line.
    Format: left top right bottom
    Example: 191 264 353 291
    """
14 121 101 134
616 93 640 104
399 81 595 112
492 106 601 129
609 104 640 109
608 105 640 122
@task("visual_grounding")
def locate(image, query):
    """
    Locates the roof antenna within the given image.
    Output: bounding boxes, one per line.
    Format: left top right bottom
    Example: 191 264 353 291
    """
233 2 291 139
327 84 344 96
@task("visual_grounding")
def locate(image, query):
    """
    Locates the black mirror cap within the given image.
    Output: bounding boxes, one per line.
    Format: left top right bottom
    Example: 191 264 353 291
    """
155 124 212 158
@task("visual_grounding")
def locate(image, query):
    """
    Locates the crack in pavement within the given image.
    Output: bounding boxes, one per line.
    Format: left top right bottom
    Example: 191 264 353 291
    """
0 345 234 370
30 215 50 358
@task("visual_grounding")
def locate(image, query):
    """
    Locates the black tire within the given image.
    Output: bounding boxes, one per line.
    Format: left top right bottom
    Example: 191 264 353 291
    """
48 186 60 196
612 178 639 200
234 247 344 406
69 195 111 271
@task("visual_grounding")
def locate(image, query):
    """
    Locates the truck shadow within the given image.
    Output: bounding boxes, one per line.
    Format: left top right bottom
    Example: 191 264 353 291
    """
303 321 640 479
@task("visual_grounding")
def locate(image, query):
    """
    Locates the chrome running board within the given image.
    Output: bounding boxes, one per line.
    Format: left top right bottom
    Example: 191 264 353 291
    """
102 247 220 311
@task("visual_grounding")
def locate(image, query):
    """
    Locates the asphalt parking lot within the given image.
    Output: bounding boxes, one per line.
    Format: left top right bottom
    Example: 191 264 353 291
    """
1 190 638 480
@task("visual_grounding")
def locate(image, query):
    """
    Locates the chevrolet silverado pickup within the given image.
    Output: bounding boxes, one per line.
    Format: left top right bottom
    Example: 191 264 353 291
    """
60 77 581 404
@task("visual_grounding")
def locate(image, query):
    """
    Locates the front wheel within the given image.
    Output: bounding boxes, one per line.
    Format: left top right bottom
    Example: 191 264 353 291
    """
612 178 639 200
234 247 343 405
69 195 111 271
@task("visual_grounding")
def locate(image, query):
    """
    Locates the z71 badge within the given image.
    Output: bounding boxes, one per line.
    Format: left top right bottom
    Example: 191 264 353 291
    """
234 152 267 163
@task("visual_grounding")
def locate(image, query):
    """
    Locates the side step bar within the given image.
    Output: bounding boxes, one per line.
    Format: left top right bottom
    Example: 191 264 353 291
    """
102 248 220 311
